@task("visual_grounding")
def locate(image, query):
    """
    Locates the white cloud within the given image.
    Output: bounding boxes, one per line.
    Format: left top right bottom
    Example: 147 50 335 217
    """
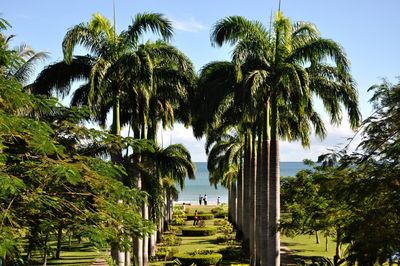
158 124 207 162
170 16 207 33
120 115 362 163
280 117 362 162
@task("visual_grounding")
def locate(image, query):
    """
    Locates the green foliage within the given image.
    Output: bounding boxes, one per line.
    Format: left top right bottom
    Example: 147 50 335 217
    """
0 46 153 264
218 246 242 261
174 252 223 266
161 234 182 246
153 246 179 261
181 227 217 236
215 234 235 244
170 216 186 226
295 256 334 266
186 213 214 220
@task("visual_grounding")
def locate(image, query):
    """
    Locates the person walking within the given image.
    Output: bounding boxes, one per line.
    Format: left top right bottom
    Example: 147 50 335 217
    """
193 209 199 226
203 194 207 205
217 196 220 205
199 194 203 205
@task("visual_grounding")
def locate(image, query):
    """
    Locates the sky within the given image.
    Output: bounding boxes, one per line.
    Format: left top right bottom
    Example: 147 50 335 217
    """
3 0 400 162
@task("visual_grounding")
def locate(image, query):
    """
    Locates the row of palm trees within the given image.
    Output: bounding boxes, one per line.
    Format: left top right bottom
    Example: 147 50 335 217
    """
27 10 361 266
30 13 195 266
196 12 360 265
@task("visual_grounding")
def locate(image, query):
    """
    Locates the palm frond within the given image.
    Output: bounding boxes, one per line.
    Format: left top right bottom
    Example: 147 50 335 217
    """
32 55 93 97
124 13 173 45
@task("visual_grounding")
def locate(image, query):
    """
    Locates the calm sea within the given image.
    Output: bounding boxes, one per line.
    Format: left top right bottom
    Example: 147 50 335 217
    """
177 162 309 205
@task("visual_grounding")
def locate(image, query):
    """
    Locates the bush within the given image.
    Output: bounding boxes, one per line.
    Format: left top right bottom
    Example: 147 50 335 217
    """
174 252 223 266
181 227 217 236
153 247 179 261
214 211 228 218
161 234 182 246
215 234 235 244
218 246 242 261
214 219 227 226
211 206 224 214
170 216 186 225
186 213 214 220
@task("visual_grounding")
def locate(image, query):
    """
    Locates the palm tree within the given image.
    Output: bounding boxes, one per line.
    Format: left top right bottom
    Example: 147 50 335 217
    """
32 12 174 137
31 12 178 266
125 142 195 260
0 29 48 86
210 12 360 265
206 131 243 226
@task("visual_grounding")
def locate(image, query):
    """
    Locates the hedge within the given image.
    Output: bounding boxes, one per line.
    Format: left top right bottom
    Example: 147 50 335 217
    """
174 253 223 266
186 213 214 220
214 211 228 218
181 227 217 236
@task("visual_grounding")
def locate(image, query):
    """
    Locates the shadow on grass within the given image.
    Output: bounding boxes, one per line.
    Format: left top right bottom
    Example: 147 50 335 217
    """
282 241 308 247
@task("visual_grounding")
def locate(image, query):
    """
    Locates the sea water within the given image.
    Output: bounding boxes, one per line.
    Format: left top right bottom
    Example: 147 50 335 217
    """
177 162 309 205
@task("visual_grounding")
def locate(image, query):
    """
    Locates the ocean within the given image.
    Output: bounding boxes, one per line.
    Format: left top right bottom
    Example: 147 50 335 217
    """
177 162 309 205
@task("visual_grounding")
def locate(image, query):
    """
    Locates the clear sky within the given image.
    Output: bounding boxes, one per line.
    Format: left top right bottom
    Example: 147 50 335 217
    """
3 0 400 161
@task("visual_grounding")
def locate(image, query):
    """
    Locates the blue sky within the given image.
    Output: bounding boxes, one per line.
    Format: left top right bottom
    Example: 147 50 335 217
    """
3 0 400 161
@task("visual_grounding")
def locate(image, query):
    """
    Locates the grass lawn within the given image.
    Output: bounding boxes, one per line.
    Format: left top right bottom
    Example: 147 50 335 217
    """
281 234 337 259
180 204 227 214
29 241 107 265
151 205 243 265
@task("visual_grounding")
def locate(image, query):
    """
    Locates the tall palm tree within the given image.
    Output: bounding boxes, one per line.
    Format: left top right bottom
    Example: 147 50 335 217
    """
210 12 360 265
32 12 174 137
31 12 178 266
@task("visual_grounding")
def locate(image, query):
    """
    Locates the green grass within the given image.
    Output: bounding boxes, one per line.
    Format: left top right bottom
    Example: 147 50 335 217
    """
281 234 337 259
29 241 107 265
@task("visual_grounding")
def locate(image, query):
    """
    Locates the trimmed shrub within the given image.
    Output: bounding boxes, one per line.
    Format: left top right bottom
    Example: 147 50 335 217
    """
186 213 214 220
219 246 242 261
153 247 179 261
214 211 228 218
170 216 186 225
211 206 224 214
215 234 235 244
161 234 182 246
213 219 227 226
181 227 217 236
174 253 223 266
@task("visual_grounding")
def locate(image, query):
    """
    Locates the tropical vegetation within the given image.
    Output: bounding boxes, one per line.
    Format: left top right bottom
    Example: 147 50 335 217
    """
1 5 399 266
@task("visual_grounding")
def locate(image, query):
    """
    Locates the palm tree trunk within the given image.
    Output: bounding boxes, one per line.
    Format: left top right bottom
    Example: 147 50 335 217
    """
236 156 244 239
260 102 270 266
249 130 257 263
150 232 157 257
125 246 131 266
134 172 143 266
111 93 125 264
231 180 237 227
143 203 149 266
228 182 237 226
242 132 252 258
255 129 263 265
268 96 280 266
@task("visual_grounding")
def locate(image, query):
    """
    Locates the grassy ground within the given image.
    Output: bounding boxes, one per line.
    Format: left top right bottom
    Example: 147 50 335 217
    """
281 234 337 259
29 241 107 265
151 204 243 265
